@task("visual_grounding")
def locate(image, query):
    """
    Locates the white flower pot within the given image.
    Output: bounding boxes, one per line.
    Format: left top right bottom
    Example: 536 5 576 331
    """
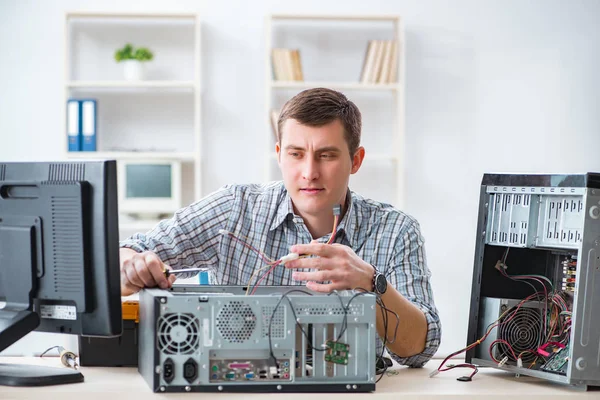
123 60 145 81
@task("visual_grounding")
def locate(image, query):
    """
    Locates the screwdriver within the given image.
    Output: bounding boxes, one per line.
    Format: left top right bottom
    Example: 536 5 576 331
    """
163 267 211 278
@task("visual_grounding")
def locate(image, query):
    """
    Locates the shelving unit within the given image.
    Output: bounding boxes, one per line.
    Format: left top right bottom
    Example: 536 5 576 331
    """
265 14 405 208
63 12 201 238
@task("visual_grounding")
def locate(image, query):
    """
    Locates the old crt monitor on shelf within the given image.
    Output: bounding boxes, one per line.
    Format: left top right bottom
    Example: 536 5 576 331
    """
0 160 122 386
118 160 182 218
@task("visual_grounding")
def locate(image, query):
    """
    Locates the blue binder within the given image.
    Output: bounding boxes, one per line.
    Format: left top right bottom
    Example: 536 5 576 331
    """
81 99 97 152
66 99 81 152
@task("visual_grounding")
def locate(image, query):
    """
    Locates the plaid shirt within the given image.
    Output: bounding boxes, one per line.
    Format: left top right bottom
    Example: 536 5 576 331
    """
120 181 441 367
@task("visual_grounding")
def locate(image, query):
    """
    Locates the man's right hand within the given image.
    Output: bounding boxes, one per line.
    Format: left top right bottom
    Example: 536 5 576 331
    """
120 248 176 296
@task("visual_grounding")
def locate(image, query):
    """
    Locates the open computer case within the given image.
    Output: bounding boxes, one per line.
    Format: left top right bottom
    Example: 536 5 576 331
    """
466 173 600 389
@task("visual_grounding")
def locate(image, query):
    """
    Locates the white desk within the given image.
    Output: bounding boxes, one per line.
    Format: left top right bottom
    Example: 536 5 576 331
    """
1 357 598 399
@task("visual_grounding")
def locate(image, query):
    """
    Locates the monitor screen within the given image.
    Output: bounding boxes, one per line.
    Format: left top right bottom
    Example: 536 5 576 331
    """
0 160 122 386
125 164 172 199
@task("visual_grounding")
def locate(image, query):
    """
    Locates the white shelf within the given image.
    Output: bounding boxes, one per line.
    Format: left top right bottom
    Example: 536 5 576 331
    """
66 80 196 90
66 12 197 20
265 14 405 208
64 11 203 205
66 151 196 161
271 14 400 22
270 81 401 91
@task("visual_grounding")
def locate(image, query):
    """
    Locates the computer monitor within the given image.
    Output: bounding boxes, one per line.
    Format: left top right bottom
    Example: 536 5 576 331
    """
117 160 182 219
0 160 122 386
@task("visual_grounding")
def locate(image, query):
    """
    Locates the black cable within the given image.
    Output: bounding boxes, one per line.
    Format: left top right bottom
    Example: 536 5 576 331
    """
350 287 399 380
268 289 326 367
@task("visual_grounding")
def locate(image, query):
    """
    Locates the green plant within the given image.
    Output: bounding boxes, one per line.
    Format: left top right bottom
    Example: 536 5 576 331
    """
114 43 154 62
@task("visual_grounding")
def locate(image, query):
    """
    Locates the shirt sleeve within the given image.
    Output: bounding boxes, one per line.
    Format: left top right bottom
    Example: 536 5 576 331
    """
381 219 441 367
119 185 236 278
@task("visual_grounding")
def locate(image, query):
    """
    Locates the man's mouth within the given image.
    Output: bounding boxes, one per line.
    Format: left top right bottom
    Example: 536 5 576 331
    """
300 188 324 194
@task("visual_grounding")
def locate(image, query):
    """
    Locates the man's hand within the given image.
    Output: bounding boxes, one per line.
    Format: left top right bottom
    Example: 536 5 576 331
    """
284 242 375 292
120 248 176 296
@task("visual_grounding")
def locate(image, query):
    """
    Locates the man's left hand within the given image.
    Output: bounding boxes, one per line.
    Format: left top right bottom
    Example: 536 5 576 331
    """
285 242 375 292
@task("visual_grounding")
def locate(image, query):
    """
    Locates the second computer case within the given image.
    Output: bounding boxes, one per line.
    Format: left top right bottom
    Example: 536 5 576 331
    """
466 173 600 389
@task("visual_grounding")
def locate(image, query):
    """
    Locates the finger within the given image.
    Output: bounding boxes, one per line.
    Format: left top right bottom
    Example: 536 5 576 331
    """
123 259 145 288
133 257 158 287
121 264 143 294
121 279 141 296
144 253 170 289
286 257 332 270
306 281 346 293
292 270 330 282
168 274 177 285
290 243 334 258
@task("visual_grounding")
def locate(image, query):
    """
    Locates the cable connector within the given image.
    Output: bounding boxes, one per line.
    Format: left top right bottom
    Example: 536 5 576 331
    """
429 369 440 378
517 358 523 368
280 252 299 264
497 356 508 368
333 204 342 216
59 346 79 370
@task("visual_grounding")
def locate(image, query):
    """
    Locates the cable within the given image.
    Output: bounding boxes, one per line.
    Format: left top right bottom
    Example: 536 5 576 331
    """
40 345 79 369
247 204 341 295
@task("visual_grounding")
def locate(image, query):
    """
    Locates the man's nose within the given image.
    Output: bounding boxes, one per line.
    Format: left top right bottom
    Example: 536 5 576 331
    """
302 158 319 181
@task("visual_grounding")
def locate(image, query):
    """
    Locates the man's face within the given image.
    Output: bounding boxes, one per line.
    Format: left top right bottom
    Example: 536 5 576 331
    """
276 118 364 218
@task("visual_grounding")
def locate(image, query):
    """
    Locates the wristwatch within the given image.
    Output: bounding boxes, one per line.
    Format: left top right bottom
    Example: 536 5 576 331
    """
371 266 387 295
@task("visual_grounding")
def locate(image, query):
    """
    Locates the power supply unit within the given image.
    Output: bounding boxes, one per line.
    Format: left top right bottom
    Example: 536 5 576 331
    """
466 173 600 389
138 286 377 393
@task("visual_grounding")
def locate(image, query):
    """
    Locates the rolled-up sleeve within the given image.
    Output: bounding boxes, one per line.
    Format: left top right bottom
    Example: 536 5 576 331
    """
380 220 441 367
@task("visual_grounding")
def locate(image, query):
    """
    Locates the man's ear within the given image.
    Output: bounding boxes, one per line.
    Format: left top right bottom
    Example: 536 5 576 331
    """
351 147 365 174
275 142 281 166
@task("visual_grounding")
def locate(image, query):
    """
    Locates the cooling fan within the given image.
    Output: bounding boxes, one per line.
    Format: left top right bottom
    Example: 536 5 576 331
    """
216 301 257 343
157 313 200 354
497 305 543 363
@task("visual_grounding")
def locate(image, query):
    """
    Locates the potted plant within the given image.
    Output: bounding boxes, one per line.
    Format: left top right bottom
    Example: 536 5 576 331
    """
114 43 154 81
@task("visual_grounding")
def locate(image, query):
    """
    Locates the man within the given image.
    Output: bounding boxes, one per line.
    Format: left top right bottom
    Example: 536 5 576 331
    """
119 88 441 367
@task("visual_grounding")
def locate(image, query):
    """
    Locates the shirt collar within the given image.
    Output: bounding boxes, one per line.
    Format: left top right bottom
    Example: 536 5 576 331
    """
269 185 294 231
335 190 358 247
269 186 358 248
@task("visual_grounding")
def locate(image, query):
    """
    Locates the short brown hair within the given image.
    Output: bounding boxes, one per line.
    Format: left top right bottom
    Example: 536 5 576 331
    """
277 88 362 156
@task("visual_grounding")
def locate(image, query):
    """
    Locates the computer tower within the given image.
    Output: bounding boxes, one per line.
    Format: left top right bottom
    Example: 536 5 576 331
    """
138 286 377 393
466 173 600 389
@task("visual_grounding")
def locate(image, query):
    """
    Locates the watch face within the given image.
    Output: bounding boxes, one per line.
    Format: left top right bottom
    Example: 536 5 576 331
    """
375 273 387 294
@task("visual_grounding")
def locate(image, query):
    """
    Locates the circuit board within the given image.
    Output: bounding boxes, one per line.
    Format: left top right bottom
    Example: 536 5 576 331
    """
540 346 570 375
324 340 349 365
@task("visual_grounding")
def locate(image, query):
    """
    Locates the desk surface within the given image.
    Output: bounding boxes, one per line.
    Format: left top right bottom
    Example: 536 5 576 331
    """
1 357 598 399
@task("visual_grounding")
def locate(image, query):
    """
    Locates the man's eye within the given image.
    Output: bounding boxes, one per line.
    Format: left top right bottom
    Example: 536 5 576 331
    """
289 152 301 158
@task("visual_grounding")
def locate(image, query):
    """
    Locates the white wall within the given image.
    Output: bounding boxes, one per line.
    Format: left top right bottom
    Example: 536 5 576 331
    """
1 0 599 360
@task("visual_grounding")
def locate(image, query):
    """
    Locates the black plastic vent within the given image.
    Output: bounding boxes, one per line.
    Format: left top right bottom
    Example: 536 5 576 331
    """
51 196 84 293
497 306 543 363
48 163 85 182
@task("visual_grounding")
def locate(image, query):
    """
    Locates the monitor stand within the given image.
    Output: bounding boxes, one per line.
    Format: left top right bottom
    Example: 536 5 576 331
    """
0 223 84 387
0 363 83 386
0 310 84 387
